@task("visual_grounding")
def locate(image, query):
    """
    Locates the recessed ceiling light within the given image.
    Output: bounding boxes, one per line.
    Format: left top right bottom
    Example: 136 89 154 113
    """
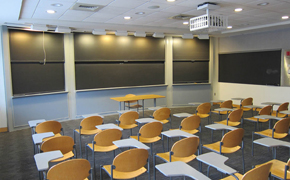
282 16 289 20
46 10 56 14
124 16 131 20
167 0 176 2
227 26 232 29
51 3 63 7
257 2 269 6
135 12 145 15
183 21 189 25
148 5 160 9
234 8 243 12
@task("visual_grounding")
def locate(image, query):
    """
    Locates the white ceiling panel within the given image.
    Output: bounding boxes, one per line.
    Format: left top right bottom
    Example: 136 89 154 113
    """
160 5 193 14
134 1 173 10
59 10 94 21
109 0 149 8
76 0 115 6
97 6 131 15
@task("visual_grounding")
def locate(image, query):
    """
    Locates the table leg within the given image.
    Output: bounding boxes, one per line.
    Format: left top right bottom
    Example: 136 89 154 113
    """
154 98 156 107
142 100 145 117
119 102 121 111
167 137 169 152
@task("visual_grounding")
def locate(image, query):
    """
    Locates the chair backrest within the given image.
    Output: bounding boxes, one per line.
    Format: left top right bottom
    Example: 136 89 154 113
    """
180 115 200 130
47 159 91 180
153 107 171 120
41 136 74 154
259 105 272 115
35 121 62 134
125 94 137 103
273 117 290 133
93 129 122 146
113 148 148 172
277 102 289 112
220 100 233 108
221 128 244 148
139 121 163 138
228 109 243 122
196 102 211 114
242 162 272 180
80 116 103 130
171 137 199 157
241 97 253 107
119 111 139 125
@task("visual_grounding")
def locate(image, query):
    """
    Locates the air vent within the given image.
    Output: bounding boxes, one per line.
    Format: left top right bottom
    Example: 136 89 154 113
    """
169 14 193 20
71 3 105 12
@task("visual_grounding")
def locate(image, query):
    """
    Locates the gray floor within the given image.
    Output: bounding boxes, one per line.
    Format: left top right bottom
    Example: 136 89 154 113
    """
0 106 289 180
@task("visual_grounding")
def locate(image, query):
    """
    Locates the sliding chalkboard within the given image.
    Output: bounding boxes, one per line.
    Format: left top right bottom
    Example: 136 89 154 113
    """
9 29 65 95
74 33 165 89
219 50 281 86
172 37 209 84
173 61 209 83
75 61 164 89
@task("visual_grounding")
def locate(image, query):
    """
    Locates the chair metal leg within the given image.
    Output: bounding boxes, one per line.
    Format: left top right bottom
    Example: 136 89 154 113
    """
79 134 82 158
153 154 156 180
242 145 245 174
252 132 254 156
207 165 211 177
100 165 103 180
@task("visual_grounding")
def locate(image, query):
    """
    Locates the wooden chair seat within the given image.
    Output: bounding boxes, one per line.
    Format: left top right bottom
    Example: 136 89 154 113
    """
196 113 210 118
255 129 288 139
220 173 243 180
203 141 241 154
257 159 290 180
42 133 62 142
103 165 147 179
156 152 197 163
118 123 138 130
241 107 252 111
156 119 169 124
245 117 269 123
215 120 241 127
211 110 229 115
51 151 75 162
271 111 288 118
87 143 118 152
130 135 161 144
74 129 102 135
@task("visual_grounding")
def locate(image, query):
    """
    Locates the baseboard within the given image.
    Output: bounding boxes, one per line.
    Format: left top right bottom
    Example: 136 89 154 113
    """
0 127 8 132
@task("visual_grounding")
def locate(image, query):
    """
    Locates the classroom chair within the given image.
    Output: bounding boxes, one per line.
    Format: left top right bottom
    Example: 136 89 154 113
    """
73 115 103 158
116 111 138 136
41 136 76 162
100 148 150 180
214 108 244 127
202 128 245 173
35 120 63 142
252 117 290 156
211 100 233 121
47 159 92 180
153 107 172 129
195 102 211 124
244 105 272 131
124 94 143 111
85 129 122 178
256 159 290 180
130 121 163 155
272 102 289 118
220 162 272 180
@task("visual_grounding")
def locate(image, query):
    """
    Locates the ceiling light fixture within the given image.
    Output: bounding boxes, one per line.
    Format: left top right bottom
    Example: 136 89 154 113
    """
183 21 189 25
167 0 176 2
135 12 145 15
30 24 48 31
55 26 71 33
282 16 289 19
46 10 56 14
257 2 269 6
51 3 63 7
234 8 243 12
124 16 131 20
197 34 209 39
227 26 232 29
148 5 160 9
115 30 128 36
152 32 164 38
92 29 106 35
134 32 146 37
182 34 194 39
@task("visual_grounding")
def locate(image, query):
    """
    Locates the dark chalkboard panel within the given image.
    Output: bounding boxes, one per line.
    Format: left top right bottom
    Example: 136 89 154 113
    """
75 61 165 89
9 29 65 95
219 50 281 86
74 34 165 61
11 62 65 95
173 61 209 84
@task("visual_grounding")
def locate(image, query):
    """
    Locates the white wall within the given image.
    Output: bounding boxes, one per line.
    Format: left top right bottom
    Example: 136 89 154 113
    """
213 28 290 109
0 26 7 129
1 29 211 131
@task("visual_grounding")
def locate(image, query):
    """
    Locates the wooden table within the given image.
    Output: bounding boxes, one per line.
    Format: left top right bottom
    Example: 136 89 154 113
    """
155 161 211 180
111 94 165 117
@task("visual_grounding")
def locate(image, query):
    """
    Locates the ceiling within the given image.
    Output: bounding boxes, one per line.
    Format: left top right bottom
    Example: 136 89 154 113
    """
1 0 290 37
